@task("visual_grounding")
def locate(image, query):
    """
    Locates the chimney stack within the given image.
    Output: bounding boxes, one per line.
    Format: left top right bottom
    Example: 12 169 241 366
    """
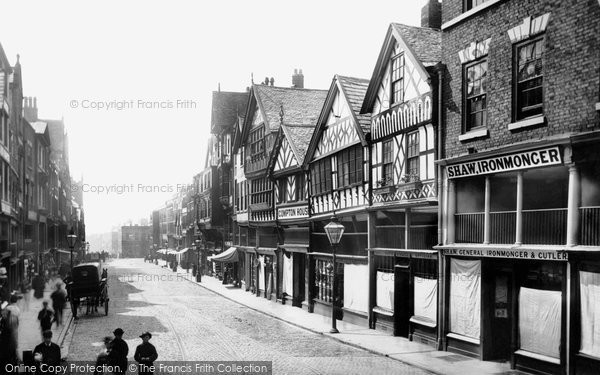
292 68 304 88
23 96 38 122
421 0 442 29
269 77 274 86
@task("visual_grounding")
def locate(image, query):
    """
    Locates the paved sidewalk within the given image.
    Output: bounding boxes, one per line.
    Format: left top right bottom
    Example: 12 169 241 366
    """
158 262 526 375
17 280 73 361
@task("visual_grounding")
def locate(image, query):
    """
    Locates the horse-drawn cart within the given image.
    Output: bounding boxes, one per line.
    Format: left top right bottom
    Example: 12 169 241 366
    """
66 262 109 318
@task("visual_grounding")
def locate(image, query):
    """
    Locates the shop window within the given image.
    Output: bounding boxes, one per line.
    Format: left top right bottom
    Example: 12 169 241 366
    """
375 256 395 311
580 270 600 358
515 37 545 120
449 258 481 340
343 263 368 313
412 258 438 325
464 59 488 131
518 287 561 359
456 176 485 213
314 259 343 304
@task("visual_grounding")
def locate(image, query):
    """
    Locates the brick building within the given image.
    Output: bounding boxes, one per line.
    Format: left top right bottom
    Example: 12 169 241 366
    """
121 225 152 258
437 0 600 374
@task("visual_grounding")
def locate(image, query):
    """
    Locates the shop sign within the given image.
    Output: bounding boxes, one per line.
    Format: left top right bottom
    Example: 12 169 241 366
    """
447 147 561 178
443 248 568 261
277 205 309 220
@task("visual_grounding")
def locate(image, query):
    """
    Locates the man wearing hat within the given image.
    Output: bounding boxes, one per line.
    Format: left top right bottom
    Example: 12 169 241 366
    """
33 330 61 374
108 328 128 375
134 332 158 374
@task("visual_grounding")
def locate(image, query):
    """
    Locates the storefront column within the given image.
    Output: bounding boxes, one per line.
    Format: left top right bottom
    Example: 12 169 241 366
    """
566 165 580 247
483 176 491 245
368 212 377 328
515 171 523 245
565 261 571 374
447 179 456 244
405 208 411 249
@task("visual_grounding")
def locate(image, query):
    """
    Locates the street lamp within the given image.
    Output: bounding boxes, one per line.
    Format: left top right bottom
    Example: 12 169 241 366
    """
324 216 345 334
67 229 78 273
195 239 201 282
164 241 169 267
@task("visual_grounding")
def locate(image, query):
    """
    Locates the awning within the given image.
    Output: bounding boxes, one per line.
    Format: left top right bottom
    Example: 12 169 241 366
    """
208 247 238 263
177 248 189 254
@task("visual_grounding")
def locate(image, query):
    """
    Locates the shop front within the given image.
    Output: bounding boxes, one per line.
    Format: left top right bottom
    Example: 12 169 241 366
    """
308 214 369 327
442 249 567 374
438 142 600 374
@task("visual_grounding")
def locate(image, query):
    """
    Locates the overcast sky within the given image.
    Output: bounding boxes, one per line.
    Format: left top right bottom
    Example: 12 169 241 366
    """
0 0 425 241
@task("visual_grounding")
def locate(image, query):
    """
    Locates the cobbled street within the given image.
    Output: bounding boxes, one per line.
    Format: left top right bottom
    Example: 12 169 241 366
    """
66 258 431 375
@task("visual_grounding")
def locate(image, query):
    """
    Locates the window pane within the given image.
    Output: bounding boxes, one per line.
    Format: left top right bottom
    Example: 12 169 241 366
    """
456 176 485 213
523 166 568 210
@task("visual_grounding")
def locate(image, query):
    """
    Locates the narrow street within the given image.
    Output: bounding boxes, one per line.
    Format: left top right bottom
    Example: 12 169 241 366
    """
66 259 431 375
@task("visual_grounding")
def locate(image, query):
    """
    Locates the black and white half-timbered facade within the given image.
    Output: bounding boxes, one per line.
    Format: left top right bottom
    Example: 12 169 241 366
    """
361 23 442 345
267 118 322 308
305 75 371 325
237 82 326 300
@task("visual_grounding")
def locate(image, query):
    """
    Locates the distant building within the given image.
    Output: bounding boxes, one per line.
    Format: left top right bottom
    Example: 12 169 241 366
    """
121 225 151 258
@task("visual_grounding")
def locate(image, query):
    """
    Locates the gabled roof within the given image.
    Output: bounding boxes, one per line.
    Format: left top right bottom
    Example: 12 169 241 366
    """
210 91 248 130
267 123 315 176
304 75 370 165
337 76 371 134
392 23 441 67
241 84 327 149
361 23 441 114
247 84 327 130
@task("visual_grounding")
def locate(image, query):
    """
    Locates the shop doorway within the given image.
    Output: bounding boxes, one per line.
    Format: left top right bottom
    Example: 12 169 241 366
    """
394 264 411 338
485 266 513 361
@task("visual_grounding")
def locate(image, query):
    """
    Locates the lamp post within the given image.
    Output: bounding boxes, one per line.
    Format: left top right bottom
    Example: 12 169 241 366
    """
67 229 78 273
164 241 168 267
195 239 201 282
324 216 345 334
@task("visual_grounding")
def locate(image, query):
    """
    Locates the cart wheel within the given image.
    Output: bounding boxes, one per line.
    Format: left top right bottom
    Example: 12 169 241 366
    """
104 297 109 315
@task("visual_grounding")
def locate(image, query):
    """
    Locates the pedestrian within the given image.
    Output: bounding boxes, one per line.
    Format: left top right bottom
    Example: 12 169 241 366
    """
0 308 18 368
32 273 46 299
134 332 158 375
107 328 129 375
0 268 10 304
5 295 20 350
33 330 61 374
93 336 113 375
50 283 67 326
37 301 54 336
20 278 32 312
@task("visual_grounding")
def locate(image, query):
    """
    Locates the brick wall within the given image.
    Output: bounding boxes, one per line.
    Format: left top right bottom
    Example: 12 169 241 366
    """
442 0 600 159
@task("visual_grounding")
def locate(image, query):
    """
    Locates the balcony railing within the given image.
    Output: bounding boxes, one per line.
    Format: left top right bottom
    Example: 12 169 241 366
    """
375 225 437 249
455 212 484 244
455 208 567 245
490 211 516 244
522 208 567 245
581 206 600 246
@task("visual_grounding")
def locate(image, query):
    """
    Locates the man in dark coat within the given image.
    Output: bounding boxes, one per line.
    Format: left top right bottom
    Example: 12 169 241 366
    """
32 273 46 299
33 330 61 374
134 332 158 374
50 284 66 326
108 328 129 375
37 301 54 336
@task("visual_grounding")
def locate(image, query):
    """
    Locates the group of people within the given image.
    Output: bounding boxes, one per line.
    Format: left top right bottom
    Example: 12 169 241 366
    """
0 267 68 370
94 328 158 375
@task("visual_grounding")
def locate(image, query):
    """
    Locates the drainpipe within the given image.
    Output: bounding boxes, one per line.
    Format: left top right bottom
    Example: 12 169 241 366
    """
436 68 445 351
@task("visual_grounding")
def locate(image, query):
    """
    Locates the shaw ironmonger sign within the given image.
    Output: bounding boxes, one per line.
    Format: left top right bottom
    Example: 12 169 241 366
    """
277 205 309 220
447 147 562 178
443 248 568 261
